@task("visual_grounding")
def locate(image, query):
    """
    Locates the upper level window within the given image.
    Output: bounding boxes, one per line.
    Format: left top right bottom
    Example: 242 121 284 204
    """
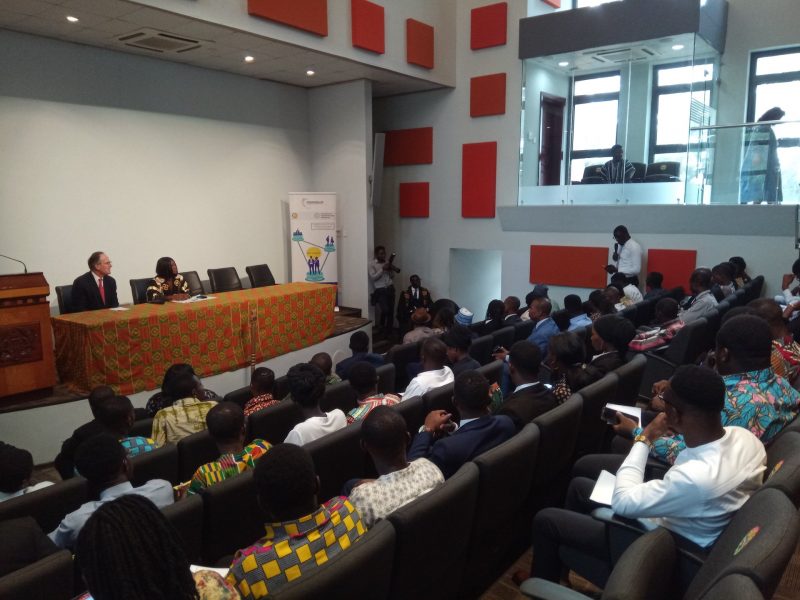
569 72 620 182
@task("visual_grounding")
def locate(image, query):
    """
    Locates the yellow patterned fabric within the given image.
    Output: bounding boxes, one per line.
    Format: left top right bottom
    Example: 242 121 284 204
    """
151 397 217 446
227 497 366 599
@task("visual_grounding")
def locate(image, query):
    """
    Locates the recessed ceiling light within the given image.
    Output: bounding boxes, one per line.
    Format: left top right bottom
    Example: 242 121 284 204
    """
244 55 255 63
306 69 316 76
672 44 685 51
558 61 569 67
66 15 79 23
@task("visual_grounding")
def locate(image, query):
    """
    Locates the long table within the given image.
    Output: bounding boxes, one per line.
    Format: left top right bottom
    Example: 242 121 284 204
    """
52 283 336 395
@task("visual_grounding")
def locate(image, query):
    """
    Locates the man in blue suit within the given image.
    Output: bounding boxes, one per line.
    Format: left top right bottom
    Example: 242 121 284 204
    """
407 371 516 479
527 297 559 357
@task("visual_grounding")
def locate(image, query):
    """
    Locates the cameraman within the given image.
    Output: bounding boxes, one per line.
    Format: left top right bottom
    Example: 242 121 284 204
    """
369 246 398 334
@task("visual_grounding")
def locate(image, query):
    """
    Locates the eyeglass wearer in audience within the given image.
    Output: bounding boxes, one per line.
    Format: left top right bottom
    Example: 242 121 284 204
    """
346 362 401 424
0 442 53 502
243 367 279 417
97 395 158 457
525 297 559 357
403 337 454 399
227 444 366 598
678 267 718 324
283 363 346 446
495 341 557 431
335 331 384 380
55 384 115 479
145 363 220 417
145 256 190 303
151 368 218 445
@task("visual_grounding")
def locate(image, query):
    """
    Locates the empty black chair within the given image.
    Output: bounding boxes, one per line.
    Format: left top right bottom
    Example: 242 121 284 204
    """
0 549 74 600
272 520 395 600
273 375 290 400
246 264 276 288
55 284 75 314
207 267 242 293
614 353 646 406
0 477 88 533
180 270 204 295
129 417 154 438
161 494 204 564
320 380 358 414
491 326 515 352
129 277 151 305
392 395 426 437
305 421 372 502
645 161 681 182
468 334 493 365
177 430 220 482
223 385 251 409
376 362 396 394
246 399 303 444
581 164 604 184
746 275 765 303
386 340 422 391
575 373 619 456
423 381 455 415
387 462 479 600
129 443 179 486
514 319 535 342
630 161 646 182
477 359 503 384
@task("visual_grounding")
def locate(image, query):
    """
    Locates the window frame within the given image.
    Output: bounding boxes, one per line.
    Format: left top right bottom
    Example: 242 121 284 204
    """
746 46 800 122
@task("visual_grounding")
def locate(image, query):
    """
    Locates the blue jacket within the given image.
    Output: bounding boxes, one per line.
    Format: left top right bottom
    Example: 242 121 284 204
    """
527 317 560 356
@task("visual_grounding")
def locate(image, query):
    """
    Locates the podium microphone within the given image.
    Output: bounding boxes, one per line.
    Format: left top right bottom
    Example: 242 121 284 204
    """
0 254 28 274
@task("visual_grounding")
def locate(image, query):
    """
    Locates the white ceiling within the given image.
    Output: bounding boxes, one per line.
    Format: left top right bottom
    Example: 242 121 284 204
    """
0 0 445 97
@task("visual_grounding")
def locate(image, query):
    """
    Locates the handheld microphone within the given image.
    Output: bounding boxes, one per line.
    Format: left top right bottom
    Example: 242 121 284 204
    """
0 254 28 274
612 243 619 263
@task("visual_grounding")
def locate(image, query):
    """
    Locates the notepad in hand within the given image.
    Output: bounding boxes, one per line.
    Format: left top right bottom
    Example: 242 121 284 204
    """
601 403 641 425
589 470 616 506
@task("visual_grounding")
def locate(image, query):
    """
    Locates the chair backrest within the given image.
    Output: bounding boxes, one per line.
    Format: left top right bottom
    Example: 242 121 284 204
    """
582 164 604 183
129 417 154 438
305 421 373 502
376 362 396 394
129 277 151 305
601 527 678 600
746 276 765 303
645 161 681 181
246 399 304 444
55 284 75 315
0 549 74 600
491 326 515 352
177 430 220 482
387 341 422 391
531 394 583 489
663 316 709 365
161 494 204 563
634 298 656 327
631 161 647 182
514 319 536 342
0 477 89 533
476 359 503 384
272 519 395 600
223 385 252 409
685 488 800 600
698 573 764 600
320 380 358 414
469 334 494 365
206 267 242 293
575 373 619 456
129 443 179 486
423 381 456 415
180 271 204 295
618 305 637 324
393 396 426 437
245 264 276 288
613 353 646 406
273 375 290 400
763 431 800 506
387 462 480 600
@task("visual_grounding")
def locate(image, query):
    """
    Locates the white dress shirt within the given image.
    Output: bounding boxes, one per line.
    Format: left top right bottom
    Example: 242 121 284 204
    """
284 410 347 446
613 238 642 278
368 259 394 289
403 366 455 399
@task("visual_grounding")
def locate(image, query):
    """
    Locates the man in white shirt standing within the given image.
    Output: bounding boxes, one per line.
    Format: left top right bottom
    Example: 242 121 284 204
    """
530 364 765 586
284 363 346 446
403 337 454 399
369 245 398 334
604 225 642 287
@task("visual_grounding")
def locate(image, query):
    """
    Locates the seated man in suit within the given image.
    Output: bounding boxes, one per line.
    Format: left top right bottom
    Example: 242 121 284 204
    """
408 371 516 478
335 331 384 380
283 363 346 446
403 337 455 399
443 325 481 376
227 444 365 598
503 296 522 324
396 274 433 334
71 251 119 311
54 385 115 479
495 341 557 430
526 297 559 357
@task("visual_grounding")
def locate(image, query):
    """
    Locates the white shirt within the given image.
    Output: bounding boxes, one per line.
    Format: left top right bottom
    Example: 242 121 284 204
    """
623 284 643 304
613 238 642 278
403 366 455 399
612 426 765 548
368 259 394 289
0 481 53 503
284 409 347 446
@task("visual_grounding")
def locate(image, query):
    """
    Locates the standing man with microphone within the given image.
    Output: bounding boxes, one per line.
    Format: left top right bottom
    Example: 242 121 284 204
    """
604 225 642 287
369 246 399 337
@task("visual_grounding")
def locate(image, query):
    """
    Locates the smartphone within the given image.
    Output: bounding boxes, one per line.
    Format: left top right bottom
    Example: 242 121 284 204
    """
601 407 620 425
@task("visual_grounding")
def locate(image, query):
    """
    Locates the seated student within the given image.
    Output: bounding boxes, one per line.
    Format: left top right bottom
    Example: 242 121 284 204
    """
749 298 800 386
520 285 550 321
403 337 455 399
55 385 115 479
729 256 751 287
531 365 765 585
310 352 342 386
586 289 616 321
284 363 347 446
526 297 559 357
495 341 557 430
679 268 718 324
587 314 636 376
151 368 217 446
349 406 444 527
76 495 238 600
227 444 366 598
711 262 738 301
408 371 516 479
403 307 436 344
643 271 665 300
610 273 643 305
49 434 173 549
346 362 401 424
431 307 456 334
503 296 522 324
564 294 592 331
335 331 385 380
628 297 685 352
188 402 271 495
98 395 157 457
477 299 506 336
547 332 595 404
243 367 279 418
551 309 572 332
443 325 480 376
146 363 220 417
0 442 53 502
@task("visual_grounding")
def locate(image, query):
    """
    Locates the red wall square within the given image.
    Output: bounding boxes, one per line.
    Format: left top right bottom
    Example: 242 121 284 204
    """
470 73 506 117
383 127 433 166
406 19 435 69
248 0 328 36
530 245 608 288
399 182 430 218
471 3 507 50
351 0 384 54
462 142 497 218
647 249 697 290
541 0 561 7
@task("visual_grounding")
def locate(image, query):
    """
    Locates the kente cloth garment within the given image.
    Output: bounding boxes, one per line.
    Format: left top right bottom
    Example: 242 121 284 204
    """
244 394 279 418
187 440 272 495
346 393 401 424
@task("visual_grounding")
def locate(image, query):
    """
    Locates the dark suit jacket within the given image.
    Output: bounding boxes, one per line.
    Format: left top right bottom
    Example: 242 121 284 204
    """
335 352 385 380
408 415 516 479
589 351 626 376
71 271 119 311
504 314 522 325
496 382 558 430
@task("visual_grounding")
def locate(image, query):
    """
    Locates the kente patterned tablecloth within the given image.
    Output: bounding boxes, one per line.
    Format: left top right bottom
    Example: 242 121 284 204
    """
52 283 336 395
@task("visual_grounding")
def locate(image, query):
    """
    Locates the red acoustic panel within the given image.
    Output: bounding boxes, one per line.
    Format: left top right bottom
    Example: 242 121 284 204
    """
399 182 430 218
530 246 609 288
541 0 561 7
351 0 384 54
470 2 507 50
383 127 433 166
470 73 506 117
406 19 434 69
647 249 697 290
462 142 497 218
248 0 328 36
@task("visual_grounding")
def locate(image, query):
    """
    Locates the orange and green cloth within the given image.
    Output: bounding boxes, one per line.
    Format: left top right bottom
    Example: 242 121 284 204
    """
187 439 273 495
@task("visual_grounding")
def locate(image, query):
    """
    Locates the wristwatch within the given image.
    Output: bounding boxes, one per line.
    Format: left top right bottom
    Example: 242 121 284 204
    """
633 434 653 449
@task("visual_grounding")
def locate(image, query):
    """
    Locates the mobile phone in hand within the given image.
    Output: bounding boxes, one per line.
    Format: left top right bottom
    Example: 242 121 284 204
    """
601 407 619 425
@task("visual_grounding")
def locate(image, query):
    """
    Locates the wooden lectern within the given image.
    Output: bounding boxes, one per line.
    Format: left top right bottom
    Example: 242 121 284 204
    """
0 273 57 397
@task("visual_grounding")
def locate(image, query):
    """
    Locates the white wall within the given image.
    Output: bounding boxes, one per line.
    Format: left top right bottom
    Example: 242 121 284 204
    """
449 249 503 317
521 65 569 187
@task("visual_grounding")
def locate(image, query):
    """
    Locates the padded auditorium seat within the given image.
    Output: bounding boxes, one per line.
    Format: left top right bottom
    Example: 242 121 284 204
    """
644 161 681 182
305 421 374 502
161 494 204 564
245 263 276 287
223 385 251 409
468 334 493 365
491 326 515 354
477 359 503 385
320 380 358 414
246 399 303 444
207 267 243 293
0 477 88 533
129 443 179 486
581 164 604 184
514 320 535 342
129 417 154 438
0 549 74 600
392 395 426 437
574 374 619 457
129 277 151 305
55 284 75 315
176 430 220 482
763 431 800 506
613 353 646 406
376 363 396 395
387 340 422 391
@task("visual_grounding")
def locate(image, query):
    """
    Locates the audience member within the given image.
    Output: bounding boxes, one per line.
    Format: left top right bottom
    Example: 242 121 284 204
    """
588 315 635 375
777 258 800 307
749 298 800 385
55 384 115 479
526 297 559 356
532 365 765 585
0 442 53 502
145 363 219 417
479 299 507 335
349 406 444 527
97 395 157 457
711 262 738 301
403 307 436 344
284 363 346 445
310 352 342 386
503 296 522 324
403 337 455 398
227 444 366 598
679 268 718 324
145 256 190 303
604 283 624 311
396 274 433 334
455 307 474 326
335 331 384 380
76 495 238 600
431 306 456 333
244 367 279 417
408 371 516 478
551 309 572 332
600 144 635 184
49 434 173 549
610 272 643 305
547 332 594 404
729 256 751 287
587 289 616 320
496 341 557 430
188 402 271 494
151 368 217 445
643 271 665 300
346 362 401 423
629 297 685 352
443 325 481 376
0 516 59 578
72 251 119 311
520 285 550 321
564 294 591 330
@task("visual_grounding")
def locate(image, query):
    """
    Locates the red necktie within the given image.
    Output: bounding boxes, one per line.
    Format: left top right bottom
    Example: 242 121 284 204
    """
99 278 106 304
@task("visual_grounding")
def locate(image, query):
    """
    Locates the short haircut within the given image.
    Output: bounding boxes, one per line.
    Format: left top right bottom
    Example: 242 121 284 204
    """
96 395 134 434
551 309 571 332
690 268 713 290
155 257 174 280
669 365 726 414
348 362 378 395
548 332 585 365
254 443 316 520
531 296 552 316
442 324 472 351
505 296 521 312
508 341 542 379
646 272 664 288
421 337 448 368
286 363 326 408
594 314 636 350
613 225 629 236
609 272 628 285
729 257 747 273
250 367 275 395
310 352 333 376
611 144 623 152
349 330 370 353
361 406 407 455
206 402 245 443
655 297 680 321
712 262 735 279
0 443 34 494
717 315 772 368
87 251 105 270
75 434 126 486
563 294 582 313
748 298 784 328
169 371 198 400
88 385 115 417
454 370 491 410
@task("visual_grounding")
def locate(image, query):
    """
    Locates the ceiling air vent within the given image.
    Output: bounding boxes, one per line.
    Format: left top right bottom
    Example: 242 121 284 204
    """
588 46 660 64
117 28 202 54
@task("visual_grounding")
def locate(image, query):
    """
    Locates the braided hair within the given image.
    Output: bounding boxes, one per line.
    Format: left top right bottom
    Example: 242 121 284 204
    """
76 494 198 600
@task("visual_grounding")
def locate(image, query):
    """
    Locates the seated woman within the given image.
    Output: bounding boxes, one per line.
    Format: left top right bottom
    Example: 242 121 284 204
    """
547 332 595 404
587 314 636 376
146 256 190 303
145 363 219 417
478 299 506 336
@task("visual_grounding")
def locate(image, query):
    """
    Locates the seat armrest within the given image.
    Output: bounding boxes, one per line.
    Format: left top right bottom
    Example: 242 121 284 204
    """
520 578 591 600
591 508 645 534
644 351 678 369
591 508 648 564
